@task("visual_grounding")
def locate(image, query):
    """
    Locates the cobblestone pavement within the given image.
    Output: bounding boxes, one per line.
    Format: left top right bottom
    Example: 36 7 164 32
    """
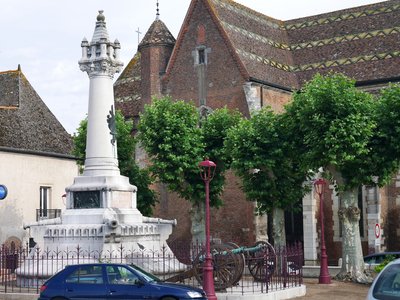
294 278 370 299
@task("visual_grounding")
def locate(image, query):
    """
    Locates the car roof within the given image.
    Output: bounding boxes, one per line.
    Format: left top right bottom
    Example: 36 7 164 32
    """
67 263 128 266
364 252 400 257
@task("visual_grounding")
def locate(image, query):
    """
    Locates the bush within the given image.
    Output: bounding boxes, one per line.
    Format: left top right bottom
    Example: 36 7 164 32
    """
374 255 396 273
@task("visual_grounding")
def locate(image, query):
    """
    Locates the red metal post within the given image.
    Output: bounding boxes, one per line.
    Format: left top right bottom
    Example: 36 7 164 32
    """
199 159 217 300
314 178 331 284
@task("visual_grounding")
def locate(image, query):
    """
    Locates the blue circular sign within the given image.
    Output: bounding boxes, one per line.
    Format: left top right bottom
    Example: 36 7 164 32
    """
0 185 8 200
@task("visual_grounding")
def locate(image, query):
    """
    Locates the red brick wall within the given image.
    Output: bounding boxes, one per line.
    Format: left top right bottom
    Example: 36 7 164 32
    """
140 45 174 106
163 0 250 116
153 172 257 247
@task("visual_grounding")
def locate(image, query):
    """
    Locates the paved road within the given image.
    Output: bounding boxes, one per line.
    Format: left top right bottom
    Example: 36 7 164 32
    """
295 278 370 299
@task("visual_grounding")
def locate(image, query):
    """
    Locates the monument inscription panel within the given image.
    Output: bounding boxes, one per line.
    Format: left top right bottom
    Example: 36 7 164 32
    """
73 191 101 208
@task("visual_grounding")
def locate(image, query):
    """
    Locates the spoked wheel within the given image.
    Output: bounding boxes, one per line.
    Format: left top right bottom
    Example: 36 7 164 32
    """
247 241 276 282
193 242 245 290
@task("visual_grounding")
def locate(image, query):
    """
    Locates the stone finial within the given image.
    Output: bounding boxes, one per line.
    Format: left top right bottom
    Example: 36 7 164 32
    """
97 10 105 21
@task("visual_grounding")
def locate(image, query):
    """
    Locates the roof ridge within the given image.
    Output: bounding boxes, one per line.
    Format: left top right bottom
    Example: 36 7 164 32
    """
0 69 19 75
212 0 284 25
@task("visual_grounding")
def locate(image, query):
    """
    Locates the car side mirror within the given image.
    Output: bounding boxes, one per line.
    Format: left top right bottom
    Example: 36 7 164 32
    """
135 279 145 286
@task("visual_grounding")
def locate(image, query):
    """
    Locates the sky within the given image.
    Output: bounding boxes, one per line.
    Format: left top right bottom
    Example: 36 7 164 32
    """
0 0 384 134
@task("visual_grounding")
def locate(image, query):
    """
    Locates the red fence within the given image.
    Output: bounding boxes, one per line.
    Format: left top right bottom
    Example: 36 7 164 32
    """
0 241 303 295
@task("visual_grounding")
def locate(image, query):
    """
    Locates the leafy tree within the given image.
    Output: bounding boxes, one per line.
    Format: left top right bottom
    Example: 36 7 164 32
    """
137 96 242 241
370 84 400 185
226 107 309 247
284 73 378 282
72 111 157 216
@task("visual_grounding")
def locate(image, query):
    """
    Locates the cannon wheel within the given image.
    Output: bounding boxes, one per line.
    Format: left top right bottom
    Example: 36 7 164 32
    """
193 243 245 290
247 240 276 282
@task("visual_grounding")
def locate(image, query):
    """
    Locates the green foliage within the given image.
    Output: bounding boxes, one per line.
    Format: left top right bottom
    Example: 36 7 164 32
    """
374 255 396 273
72 111 157 216
284 73 377 189
370 84 400 186
138 97 242 206
225 107 309 213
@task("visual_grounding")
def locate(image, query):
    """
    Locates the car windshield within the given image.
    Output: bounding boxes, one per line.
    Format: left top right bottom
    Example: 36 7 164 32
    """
373 263 400 300
129 264 160 282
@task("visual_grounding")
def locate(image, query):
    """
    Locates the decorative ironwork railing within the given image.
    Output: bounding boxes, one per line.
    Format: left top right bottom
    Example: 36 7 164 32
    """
0 241 303 295
36 209 62 221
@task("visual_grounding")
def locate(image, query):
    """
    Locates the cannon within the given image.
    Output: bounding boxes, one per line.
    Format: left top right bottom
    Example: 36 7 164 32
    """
166 241 276 290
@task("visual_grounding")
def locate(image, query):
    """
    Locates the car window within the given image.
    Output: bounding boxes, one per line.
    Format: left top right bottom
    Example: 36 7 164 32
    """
106 265 140 285
373 263 400 299
65 265 103 284
130 264 160 282
365 256 376 264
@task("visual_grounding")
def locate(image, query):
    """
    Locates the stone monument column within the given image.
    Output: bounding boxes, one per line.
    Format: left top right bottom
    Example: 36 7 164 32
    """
64 11 142 224
79 10 122 177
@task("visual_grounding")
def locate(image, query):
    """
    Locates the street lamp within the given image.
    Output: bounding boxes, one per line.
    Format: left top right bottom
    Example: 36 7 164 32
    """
199 159 217 300
314 178 331 284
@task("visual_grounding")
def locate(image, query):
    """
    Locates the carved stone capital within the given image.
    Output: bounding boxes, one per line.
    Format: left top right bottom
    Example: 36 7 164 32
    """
79 58 123 78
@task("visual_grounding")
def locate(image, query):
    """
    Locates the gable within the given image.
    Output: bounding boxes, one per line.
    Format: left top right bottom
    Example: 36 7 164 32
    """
163 0 251 114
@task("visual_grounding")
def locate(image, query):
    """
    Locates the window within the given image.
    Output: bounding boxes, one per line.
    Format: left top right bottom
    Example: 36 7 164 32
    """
106 265 140 285
66 265 104 284
373 263 400 298
39 186 50 218
198 49 205 64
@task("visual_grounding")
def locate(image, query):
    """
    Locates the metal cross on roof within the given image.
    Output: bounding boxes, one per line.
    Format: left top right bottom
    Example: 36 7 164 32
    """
135 27 142 44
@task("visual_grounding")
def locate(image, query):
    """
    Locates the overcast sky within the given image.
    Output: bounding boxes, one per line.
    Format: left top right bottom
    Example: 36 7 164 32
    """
0 0 384 134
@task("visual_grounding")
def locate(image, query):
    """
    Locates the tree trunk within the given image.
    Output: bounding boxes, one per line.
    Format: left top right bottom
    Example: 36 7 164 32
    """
272 207 286 248
337 188 368 283
190 202 206 243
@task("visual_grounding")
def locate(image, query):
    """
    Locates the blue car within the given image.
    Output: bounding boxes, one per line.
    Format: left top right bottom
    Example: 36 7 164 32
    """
38 263 207 300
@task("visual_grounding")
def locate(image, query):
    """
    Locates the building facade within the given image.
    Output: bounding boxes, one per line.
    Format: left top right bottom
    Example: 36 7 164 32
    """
114 0 400 264
0 67 78 248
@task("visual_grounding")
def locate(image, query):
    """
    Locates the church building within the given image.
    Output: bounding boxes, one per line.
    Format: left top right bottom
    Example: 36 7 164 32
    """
114 0 400 265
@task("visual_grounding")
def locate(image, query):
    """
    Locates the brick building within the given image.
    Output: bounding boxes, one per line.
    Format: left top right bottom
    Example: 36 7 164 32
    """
114 0 400 265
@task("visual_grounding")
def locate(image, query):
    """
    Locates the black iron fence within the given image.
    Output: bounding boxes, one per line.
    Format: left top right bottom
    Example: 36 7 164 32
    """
36 209 62 221
0 241 303 295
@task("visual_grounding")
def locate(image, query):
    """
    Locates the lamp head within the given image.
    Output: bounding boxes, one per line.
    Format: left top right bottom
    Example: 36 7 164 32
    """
314 178 326 195
199 159 217 181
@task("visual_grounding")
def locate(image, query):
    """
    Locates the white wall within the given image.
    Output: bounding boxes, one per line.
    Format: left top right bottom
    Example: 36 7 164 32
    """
0 151 78 246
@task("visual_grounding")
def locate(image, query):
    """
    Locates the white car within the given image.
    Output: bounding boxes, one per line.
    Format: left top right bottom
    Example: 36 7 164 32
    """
366 258 400 299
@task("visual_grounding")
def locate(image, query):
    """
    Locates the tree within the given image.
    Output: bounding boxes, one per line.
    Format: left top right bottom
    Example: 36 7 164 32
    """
370 84 400 185
137 96 242 241
226 107 309 248
72 111 157 216
284 73 379 282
